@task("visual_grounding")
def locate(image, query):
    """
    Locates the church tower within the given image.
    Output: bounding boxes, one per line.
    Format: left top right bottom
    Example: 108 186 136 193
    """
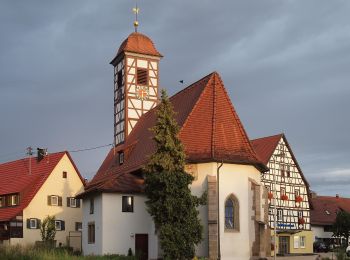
110 32 162 146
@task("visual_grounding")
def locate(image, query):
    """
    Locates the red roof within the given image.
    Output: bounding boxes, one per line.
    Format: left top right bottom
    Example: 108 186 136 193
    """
0 151 83 221
79 72 267 197
311 196 350 225
251 134 283 165
112 32 162 61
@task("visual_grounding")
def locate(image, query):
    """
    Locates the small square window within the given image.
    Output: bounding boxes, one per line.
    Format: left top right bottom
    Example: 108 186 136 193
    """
70 198 76 208
75 222 82 231
55 220 62 231
51 196 58 206
63 171 67 178
122 196 134 212
30 219 37 229
119 152 124 165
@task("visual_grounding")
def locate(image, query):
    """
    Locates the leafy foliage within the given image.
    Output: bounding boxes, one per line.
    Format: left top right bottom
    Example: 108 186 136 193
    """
144 89 206 260
332 210 350 246
40 215 56 242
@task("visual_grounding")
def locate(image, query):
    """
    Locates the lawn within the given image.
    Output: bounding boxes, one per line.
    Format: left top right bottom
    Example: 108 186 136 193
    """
0 245 136 260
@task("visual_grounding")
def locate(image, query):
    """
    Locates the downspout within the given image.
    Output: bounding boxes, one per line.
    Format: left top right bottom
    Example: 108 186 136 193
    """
217 160 224 260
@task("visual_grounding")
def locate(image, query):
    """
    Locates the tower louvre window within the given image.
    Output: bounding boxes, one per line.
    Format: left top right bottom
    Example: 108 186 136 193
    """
137 68 148 85
117 70 123 89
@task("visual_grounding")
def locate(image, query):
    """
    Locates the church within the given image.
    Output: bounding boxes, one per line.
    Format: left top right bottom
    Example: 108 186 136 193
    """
78 28 272 259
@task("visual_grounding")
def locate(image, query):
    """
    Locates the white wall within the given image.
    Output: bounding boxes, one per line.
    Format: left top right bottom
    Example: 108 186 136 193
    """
101 193 158 258
312 225 333 241
82 194 103 255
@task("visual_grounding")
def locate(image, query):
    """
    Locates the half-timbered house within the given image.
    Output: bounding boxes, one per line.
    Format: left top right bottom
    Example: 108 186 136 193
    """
251 134 313 255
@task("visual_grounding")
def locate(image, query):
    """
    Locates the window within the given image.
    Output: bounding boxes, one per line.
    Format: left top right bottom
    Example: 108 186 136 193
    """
75 222 82 231
62 171 67 178
122 196 134 212
48 195 62 206
136 68 148 85
277 209 283 221
117 70 123 89
280 164 285 177
298 211 303 218
0 196 4 207
55 220 65 231
325 210 330 215
224 195 239 231
295 189 300 197
119 152 124 165
88 222 95 244
30 219 37 229
280 187 286 196
90 198 94 214
294 236 300 249
27 218 40 229
67 197 80 208
10 194 19 206
266 186 271 193
286 165 291 177
300 236 306 248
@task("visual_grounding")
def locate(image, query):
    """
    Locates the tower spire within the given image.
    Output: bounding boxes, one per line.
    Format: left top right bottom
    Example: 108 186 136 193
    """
132 2 139 32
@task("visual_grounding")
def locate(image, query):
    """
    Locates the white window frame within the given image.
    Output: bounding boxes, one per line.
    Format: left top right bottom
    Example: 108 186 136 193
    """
30 218 37 229
70 197 76 208
51 195 58 206
295 189 300 197
300 236 306 248
11 195 18 206
298 211 303 218
55 220 62 231
280 187 286 196
294 236 300 249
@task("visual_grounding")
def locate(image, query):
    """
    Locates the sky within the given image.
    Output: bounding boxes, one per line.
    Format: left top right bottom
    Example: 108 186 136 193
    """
0 1 349 197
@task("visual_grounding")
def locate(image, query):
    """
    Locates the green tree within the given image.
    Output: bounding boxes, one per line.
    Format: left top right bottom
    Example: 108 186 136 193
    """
333 210 350 246
40 215 56 243
144 89 206 260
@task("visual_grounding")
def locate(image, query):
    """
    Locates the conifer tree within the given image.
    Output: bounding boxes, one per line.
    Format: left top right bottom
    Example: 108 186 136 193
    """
145 89 206 260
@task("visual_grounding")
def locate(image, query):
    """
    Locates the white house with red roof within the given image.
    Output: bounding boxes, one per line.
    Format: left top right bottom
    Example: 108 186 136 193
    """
78 31 271 260
251 134 313 255
0 151 85 250
311 194 350 245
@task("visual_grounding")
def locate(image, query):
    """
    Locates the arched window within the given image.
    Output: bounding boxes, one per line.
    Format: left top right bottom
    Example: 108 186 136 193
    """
225 195 239 231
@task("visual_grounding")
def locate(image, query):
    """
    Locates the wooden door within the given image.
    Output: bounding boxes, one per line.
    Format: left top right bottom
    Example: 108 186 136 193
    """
135 234 148 260
279 236 290 255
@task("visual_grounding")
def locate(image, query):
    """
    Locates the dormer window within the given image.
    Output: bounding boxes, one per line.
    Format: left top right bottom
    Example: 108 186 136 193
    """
10 194 19 206
119 152 124 165
325 210 330 215
136 68 148 85
0 196 4 207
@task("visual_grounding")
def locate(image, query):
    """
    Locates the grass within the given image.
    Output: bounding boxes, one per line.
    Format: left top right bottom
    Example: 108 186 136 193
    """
0 245 137 260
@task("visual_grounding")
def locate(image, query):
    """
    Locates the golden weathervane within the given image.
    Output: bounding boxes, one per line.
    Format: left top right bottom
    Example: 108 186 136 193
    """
132 2 139 32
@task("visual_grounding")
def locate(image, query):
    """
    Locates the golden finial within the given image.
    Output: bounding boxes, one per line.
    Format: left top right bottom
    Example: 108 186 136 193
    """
132 3 139 32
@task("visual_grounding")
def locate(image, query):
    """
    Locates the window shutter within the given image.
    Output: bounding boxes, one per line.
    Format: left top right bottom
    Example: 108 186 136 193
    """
26 219 31 229
37 219 41 229
61 220 65 231
47 196 51 206
76 199 81 208
58 196 62 206
67 197 70 207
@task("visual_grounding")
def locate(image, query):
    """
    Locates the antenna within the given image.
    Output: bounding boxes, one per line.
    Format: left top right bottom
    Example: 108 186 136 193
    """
132 2 139 32
26 146 33 175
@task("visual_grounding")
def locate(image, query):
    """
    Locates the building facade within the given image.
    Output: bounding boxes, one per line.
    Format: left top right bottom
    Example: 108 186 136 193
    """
78 31 271 260
252 134 313 255
0 151 85 250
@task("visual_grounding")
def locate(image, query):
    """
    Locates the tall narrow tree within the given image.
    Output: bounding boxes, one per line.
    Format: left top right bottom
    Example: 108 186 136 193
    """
333 210 350 246
145 89 206 260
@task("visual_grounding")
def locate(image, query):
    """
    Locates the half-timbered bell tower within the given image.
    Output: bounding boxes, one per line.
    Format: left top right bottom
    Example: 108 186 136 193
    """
110 32 162 146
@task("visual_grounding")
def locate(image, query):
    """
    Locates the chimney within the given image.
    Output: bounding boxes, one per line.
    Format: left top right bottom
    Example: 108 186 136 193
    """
37 148 47 162
336 194 339 199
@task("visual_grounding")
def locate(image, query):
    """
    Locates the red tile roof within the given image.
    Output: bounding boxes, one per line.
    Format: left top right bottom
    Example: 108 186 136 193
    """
0 151 83 221
79 72 267 197
113 32 162 60
251 134 283 165
311 196 350 225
